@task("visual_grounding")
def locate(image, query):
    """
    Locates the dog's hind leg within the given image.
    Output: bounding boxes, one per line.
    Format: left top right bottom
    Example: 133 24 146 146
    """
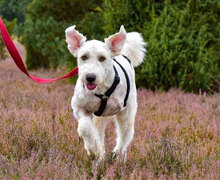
74 107 104 162
113 101 137 161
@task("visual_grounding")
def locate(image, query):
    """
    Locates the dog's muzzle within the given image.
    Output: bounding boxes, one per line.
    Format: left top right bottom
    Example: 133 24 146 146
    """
85 73 97 90
86 73 96 83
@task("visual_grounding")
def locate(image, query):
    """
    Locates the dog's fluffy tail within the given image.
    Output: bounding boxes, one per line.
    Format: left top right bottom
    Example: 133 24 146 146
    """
121 32 147 67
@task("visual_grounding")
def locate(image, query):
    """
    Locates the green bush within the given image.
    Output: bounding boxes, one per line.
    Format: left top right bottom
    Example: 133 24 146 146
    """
0 0 31 38
23 0 103 69
0 18 17 59
21 0 219 92
103 0 220 93
0 0 31 23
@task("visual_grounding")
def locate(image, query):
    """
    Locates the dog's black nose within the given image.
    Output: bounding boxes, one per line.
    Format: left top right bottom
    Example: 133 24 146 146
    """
86 73 96 83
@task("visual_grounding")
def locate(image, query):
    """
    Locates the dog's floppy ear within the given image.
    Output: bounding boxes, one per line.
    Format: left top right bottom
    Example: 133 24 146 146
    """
65 25 86 57
105 25 126 56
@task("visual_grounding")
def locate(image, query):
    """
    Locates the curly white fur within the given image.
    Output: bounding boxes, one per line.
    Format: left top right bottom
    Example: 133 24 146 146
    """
65 25 146 164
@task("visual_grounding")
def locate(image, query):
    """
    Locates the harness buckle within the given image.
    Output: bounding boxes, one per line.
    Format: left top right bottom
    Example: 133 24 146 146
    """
102 95 109 100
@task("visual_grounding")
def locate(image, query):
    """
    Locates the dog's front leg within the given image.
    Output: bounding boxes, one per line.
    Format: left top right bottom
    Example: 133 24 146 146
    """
73 107 104 162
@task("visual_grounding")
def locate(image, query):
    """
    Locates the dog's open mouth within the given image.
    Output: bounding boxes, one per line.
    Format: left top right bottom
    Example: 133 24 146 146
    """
86 83 97 90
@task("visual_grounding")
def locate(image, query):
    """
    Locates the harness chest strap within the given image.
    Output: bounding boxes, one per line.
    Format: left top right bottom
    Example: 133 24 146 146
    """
94 65 120 116
113 58 130 107
94 57 131 116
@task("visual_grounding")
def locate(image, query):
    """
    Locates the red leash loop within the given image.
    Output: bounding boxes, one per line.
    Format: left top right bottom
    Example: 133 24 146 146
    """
0 18 78 83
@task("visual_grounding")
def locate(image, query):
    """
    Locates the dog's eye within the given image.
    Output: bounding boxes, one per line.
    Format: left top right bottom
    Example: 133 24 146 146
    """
99 56 106 62
81 55 88 61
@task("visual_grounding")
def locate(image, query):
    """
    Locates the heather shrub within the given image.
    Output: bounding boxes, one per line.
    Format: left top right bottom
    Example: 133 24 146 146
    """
23 0 103 69
0 60 219 179
103 0 220 93
0 17 17 59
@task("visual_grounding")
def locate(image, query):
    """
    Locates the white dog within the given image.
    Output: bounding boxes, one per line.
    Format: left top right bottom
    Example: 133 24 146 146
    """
65 25 146 163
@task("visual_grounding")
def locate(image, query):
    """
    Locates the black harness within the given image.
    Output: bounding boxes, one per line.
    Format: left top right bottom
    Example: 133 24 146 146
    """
94 55 131 116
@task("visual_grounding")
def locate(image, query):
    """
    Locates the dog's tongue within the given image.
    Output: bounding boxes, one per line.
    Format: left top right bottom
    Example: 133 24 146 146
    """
86 83 96 90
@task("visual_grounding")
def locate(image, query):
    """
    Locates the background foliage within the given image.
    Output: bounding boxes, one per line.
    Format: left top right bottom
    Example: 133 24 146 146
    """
0 0 219 93
0 17 17 59
23 0 103 69
103 0 220 93
0 0 30 23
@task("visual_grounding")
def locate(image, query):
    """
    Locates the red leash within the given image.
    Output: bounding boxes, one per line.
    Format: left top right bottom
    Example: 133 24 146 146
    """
0 18 78 83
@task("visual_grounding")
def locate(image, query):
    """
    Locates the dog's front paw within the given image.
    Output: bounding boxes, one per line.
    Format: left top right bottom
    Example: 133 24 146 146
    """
83 138 105 163
108 151 117 164
108 151 127 164
87 148 105 168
